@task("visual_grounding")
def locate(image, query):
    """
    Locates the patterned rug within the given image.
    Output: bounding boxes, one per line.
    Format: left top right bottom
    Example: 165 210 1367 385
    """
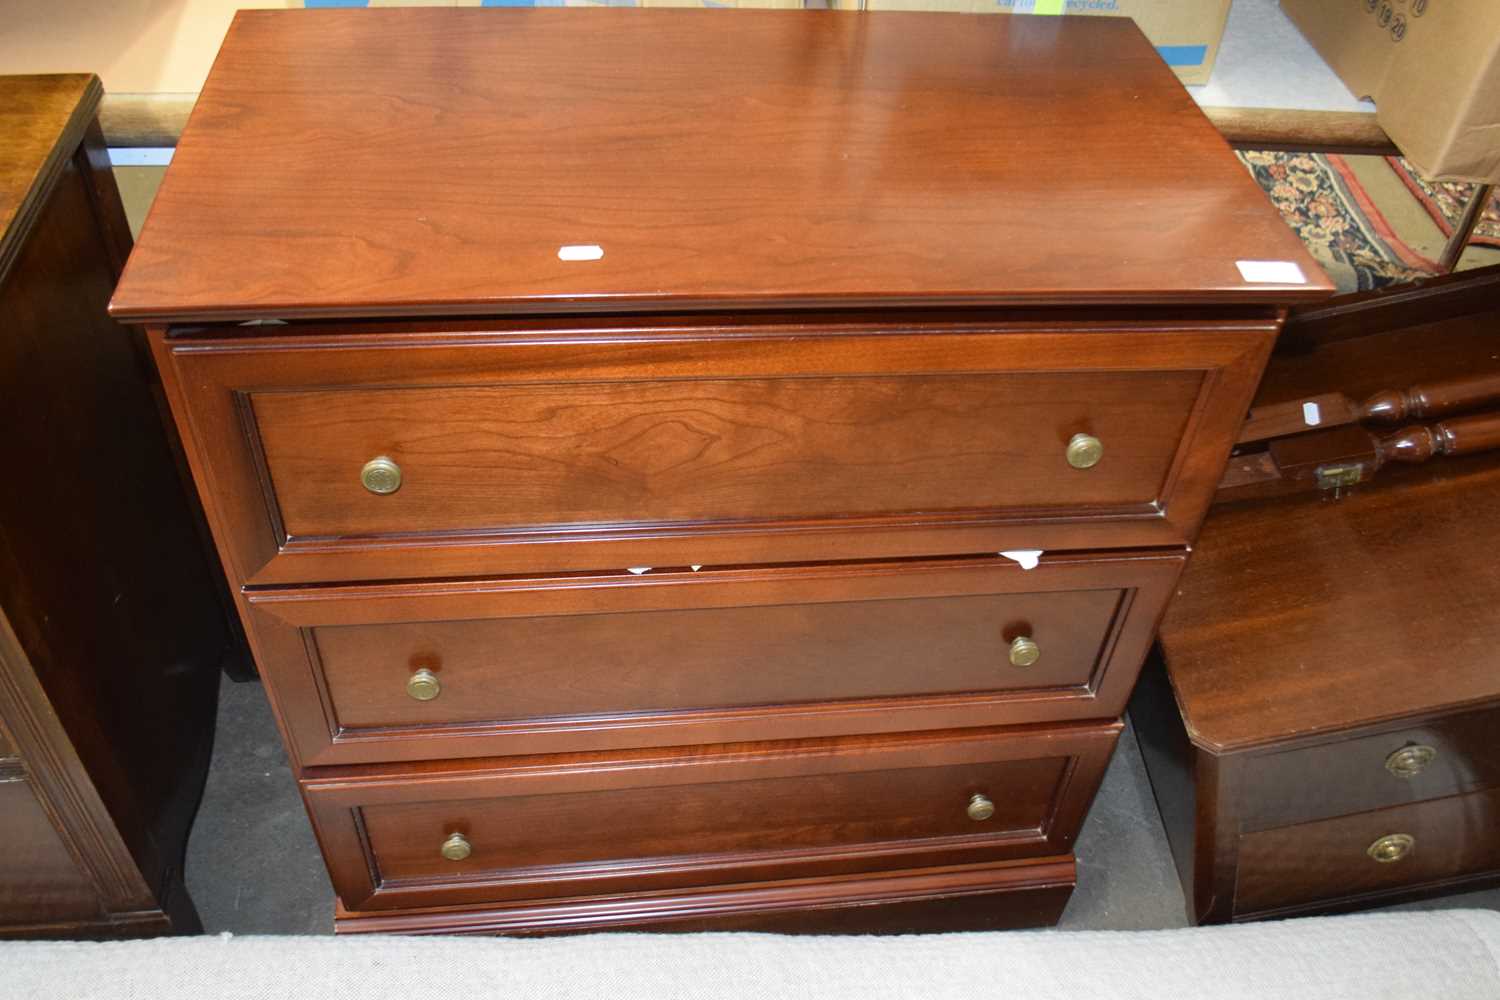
1236 151 1437 293
1386 157 1500 250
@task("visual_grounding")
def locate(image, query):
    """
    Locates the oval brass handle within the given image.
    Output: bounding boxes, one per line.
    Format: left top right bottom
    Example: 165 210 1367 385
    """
1367 833 1415 864
1385 744 1436 778
406 668 441 702
1008 636 1040 668
967 793 995 822
1066 433 1104 470
440 832 472 862
360 456 403 495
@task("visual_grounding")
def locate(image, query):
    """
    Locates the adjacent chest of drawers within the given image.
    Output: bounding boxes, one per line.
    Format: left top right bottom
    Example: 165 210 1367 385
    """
112 9 1329 934
0 75 227 938
1133 319 1500 924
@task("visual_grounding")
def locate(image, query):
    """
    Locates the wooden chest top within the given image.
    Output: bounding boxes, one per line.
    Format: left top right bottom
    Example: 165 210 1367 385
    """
1 74 102 286
109 9 1329 323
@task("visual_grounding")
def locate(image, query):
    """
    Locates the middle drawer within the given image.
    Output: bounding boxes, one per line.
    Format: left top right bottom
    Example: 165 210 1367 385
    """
248 551 1182 766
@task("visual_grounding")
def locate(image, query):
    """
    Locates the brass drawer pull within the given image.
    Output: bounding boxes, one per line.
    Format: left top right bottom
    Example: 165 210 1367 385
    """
441 832 472 861
1367 833 1415 864
360 456 402 495
1008 636 1040 668
1385 744 1436 778
1066 433 1103 470
967 793 995 822
407 668 441 702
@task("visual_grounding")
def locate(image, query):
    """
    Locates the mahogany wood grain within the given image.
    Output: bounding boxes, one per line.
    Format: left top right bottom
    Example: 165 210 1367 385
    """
153 315 1274 586
303 721 1117 911
108 10 1329 324
256 371 1202 539
331 857 1077 936
1164 462 1500 752
246 552 1180 765
101 95 1394 163
1234 787 1500 917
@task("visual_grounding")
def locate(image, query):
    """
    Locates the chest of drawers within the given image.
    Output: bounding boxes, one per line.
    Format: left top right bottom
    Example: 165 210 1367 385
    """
111 8 1329 934
1132 315 1500 924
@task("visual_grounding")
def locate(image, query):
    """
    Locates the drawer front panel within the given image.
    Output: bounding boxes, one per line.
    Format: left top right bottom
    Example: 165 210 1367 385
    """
254 372 1199 537
154 318 1274 584
304 721 1119 911
249 552 1181 766
1241 705 1500 831
1234 786 1500 916
317 589 1118 725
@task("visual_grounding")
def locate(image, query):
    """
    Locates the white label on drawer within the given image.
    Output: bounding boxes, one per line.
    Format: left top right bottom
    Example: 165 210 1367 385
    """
558 244 604 261
999 549 1043 570
1236 260 1307 284
627 566 652 575
1303 401 1323 427
690 565 703 572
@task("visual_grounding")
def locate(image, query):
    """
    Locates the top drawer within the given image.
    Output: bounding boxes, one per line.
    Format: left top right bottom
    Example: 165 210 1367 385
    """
1240 703 1500 831
152 315 1275 585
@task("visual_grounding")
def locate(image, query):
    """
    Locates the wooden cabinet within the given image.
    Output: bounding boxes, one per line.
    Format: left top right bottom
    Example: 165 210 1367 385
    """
0 76 229 938
112 10 1329 934
1132 312 1500 923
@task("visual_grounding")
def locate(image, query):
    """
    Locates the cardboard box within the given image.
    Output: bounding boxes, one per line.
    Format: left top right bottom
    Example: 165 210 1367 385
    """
829 0 1232 84
1281 0 1500 183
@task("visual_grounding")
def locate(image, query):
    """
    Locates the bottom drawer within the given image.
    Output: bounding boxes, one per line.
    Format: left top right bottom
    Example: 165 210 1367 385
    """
332 856 1077 935
1235 786 1500 916
306 721 1119 912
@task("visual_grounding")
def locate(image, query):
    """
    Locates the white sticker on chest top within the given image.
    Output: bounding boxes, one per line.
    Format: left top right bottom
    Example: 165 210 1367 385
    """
558 244 604 261
1236 260 1307 284
1303 401 1322 427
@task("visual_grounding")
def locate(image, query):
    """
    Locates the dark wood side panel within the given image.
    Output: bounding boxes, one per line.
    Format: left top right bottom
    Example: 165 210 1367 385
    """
246 552 1181 765
0 124 224 922
304 722 1119 912
332 857 1077 936
153 317 1274 585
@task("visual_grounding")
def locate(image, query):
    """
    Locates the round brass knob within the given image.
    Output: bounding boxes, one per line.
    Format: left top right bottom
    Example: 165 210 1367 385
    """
406 668 441 702
441 832 472 862
1367 833 1415 864
967 793 995 822
1066 433 1104 470
1385 744 1436 778
360 456 402 495
1009 636 1041 668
